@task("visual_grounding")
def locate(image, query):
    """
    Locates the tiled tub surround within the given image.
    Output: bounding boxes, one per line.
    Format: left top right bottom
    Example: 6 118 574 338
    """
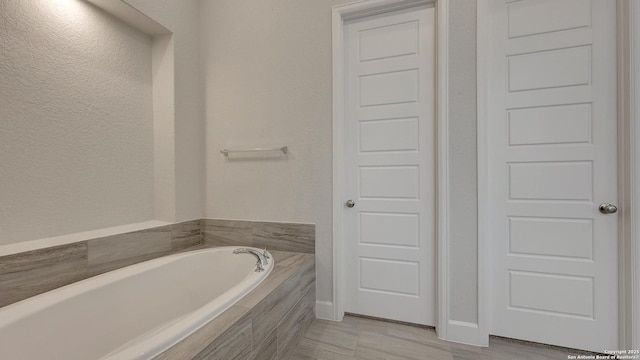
155 251 315 360
0 219 201 307
0 219 315 360
0 219 315 307
0 247 314 360
0 247 275 359
202 219 315 254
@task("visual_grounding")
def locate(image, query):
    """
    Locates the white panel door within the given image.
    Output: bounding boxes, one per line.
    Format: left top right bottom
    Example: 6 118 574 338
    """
487 0 618 351
343 5 435 325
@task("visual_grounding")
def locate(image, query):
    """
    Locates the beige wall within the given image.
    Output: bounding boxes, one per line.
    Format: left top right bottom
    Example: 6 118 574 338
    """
201 0 479 324
0 0 155 244
448 0 478 324
201 0 346 308
126 0 205 222
0 0 204 245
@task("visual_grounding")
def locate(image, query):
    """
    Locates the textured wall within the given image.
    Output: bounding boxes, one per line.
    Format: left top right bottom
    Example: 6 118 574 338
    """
0 0 155 244
125 0 205 223
201 0 479 324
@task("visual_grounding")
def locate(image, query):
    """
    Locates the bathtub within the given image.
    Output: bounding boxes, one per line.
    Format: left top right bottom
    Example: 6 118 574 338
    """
0 246 273 360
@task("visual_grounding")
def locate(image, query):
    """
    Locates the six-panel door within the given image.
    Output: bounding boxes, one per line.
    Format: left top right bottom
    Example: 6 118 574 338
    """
487 0 618 351
343 5 436 326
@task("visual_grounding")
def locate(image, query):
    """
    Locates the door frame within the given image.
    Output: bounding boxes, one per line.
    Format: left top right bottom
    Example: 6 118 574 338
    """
626 0 640 350
477 0 640 350
330 0 480 345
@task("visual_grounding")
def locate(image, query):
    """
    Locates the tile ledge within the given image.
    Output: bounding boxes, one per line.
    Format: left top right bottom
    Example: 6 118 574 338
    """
203 217 315 226
0 220 174 257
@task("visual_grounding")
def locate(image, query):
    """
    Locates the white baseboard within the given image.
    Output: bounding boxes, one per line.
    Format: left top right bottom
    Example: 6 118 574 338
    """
440 320 489 347
315 300 335 320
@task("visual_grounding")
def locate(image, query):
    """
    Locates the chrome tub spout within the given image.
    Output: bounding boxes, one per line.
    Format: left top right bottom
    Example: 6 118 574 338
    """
233 248 268 272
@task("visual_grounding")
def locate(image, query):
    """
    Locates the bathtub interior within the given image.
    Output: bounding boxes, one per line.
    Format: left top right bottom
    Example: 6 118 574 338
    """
0 247 271 360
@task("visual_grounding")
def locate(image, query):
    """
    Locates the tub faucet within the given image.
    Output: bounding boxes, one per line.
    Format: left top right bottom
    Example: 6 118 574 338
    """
233 248 268 272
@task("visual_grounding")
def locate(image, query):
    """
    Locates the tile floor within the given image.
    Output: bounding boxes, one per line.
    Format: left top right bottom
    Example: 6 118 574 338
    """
290 315 595 360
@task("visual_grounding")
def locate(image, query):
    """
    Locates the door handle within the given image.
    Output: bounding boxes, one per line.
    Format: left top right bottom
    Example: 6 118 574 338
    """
599 203 618 214
346 199 356 208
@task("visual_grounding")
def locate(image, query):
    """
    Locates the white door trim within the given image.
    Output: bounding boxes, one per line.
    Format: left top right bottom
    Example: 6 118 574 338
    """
628 0 640 349
618 0 634 349
330 0 487 346
477 0 639 350
475 0 491 348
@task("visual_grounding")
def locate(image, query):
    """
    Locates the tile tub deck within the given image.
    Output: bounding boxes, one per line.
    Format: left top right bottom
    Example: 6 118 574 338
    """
154 250 315 360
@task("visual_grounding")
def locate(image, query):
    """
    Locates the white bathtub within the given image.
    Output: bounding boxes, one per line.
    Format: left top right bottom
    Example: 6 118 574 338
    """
0 246 273 360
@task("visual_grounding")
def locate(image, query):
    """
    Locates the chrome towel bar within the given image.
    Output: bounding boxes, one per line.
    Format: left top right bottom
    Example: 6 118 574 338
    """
220 146 288 156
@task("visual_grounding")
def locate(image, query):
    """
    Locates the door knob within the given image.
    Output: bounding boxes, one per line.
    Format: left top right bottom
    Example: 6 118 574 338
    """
599 203 618 214
346 199 356 208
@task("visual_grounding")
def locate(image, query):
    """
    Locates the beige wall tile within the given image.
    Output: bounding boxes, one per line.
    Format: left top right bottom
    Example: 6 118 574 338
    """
195 319 253 360
202 219 315 254
253 222 315 254
251 329 277 360
202 219 253 247
87 226 172 265
0 242 88 307
171 219 203 250
277 286 316 360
